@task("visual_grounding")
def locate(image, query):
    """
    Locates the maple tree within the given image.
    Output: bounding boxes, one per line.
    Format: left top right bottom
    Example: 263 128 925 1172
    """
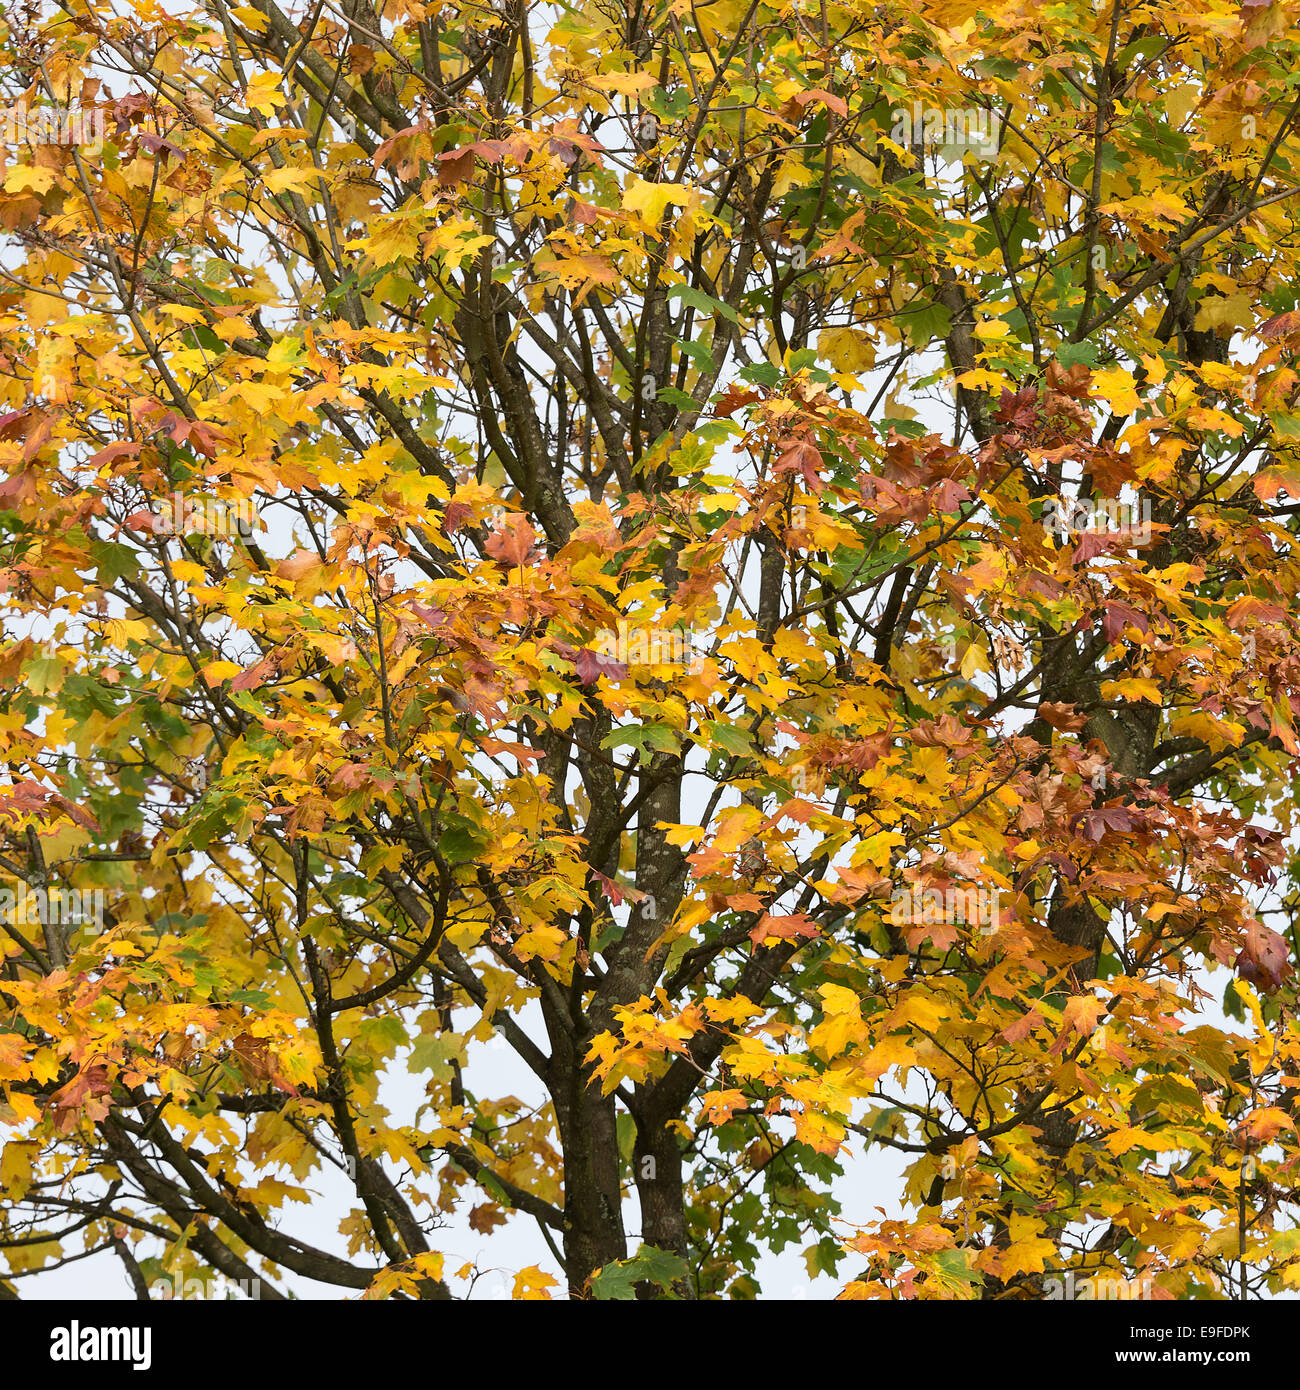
3 0 1300 1302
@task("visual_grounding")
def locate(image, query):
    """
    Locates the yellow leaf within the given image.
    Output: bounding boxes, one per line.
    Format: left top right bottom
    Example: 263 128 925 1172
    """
588 72 658 95
201 660 244 686
954 368 1005 392
1092 368 1141 416
4 166 55 194
1194 291 1253 333
622 178 693 229
1099 678 1162 703
818 326 877 373
0 1141 36 1199
513 1266 559 1300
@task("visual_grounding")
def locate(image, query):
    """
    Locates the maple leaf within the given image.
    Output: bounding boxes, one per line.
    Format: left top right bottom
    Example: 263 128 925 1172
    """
230 652 284 692
1080 806 1137 842
995 385 1039 429
793 88 848 118
138 131 186 163
484 514 539 568
908 714 979 754
468 1202 507 1234
1235 922 1293 992
1049 996 1107 1054
713 383 763 418
575 647 628 684
1102 600 1150 642
409 601 449 630
1038 701 1090 732
930 477 972 512
89 441 141 469
49 1064 113 1132
1256 311 1300 339
437 148 476 188
1071 531 1120 565
0 409 32 440
276 550 319 582
774 436 826 493
0 470 36 506
749 911 820 946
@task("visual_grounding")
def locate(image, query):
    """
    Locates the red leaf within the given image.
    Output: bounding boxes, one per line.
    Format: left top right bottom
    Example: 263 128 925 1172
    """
230 653 281 692
713 385 761 419
1257 310 1300 339
1038 701 1089 732
49 793 101 834
437 147 475 188
930 477 972 513
995 385 1038 429
138 131 186 163
485 514 539 568
0 470 37 506
50 1063 113 1131
443 501 476 532
409 601 448 630
750 911 820 945
793 88 848 118
774 436 825 493
575 647 628 684
1071 530 1117 565
0 409 30 440
591 869 644 907
1236 921 1293 992
1080 806 1136 842
1102 600 1150 642
373 125 421 161
89 441 141 469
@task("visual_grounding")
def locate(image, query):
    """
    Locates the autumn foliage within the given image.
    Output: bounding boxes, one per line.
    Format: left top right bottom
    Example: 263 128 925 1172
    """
3 0 1300 1301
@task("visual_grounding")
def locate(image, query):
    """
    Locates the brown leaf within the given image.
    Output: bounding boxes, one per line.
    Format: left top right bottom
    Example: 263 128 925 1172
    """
468 1202 507 1234
485 514 539 568
575 647 628 684
437 147 475 188
774 437 825 493
276 549 319 582
1235 921 1293 992
230 652 283 693
1038 701 1089 732
793 87 848 118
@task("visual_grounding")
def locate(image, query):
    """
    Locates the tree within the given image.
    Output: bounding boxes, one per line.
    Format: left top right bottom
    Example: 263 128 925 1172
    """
1 0 1300 1302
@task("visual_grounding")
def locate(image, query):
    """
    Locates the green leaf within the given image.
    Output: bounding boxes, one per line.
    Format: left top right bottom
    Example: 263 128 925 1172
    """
739 361 782 388
705 720 753 757
905 300 952 348
666 283 741 323
933 1247 981 1285
589 1243 689 1300
1223 979 1246 1022
1056 340 1098 368
601 723 679 755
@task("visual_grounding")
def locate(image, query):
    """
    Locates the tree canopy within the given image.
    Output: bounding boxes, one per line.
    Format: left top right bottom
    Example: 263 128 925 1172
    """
3 0 1300 1301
